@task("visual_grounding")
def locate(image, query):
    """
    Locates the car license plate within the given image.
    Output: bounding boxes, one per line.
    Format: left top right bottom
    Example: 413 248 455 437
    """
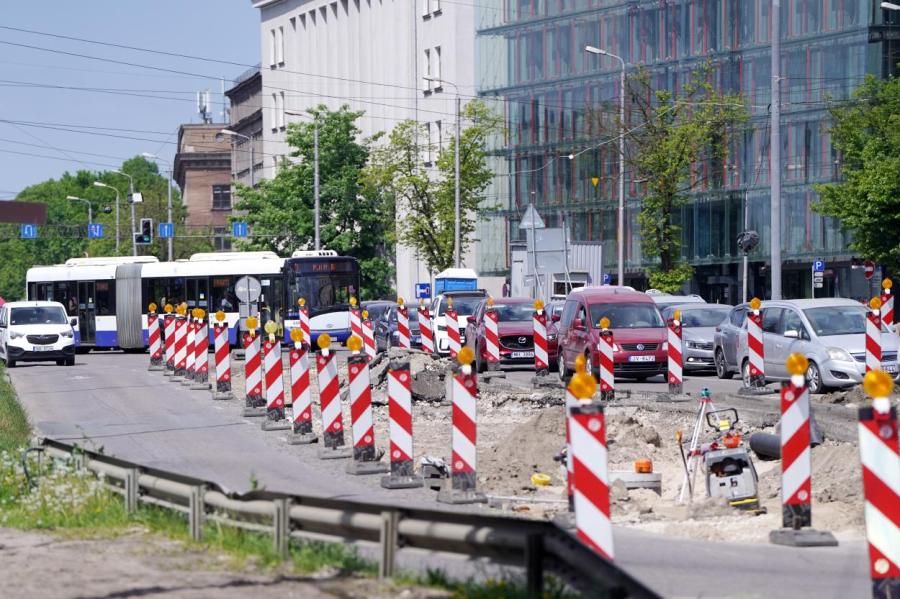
33 346 53 352
883 363 898 374
628 355 655 363
511 351 534 359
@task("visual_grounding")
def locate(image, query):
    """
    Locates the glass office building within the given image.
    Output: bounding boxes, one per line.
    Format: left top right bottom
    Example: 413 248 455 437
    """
475 1 900 301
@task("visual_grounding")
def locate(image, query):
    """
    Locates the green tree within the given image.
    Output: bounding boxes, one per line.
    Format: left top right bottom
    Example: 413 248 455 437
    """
591 66 747 292
814 75 900 272
234 105 394 299
362 100 501 274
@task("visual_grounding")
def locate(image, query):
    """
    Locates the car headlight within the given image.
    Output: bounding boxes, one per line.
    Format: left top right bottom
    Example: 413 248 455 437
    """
662 341 669 351
826 347 854 363
548 334 557 342
391 330 399 338
9 331 23 339
686 341 701 349
60 330 74 338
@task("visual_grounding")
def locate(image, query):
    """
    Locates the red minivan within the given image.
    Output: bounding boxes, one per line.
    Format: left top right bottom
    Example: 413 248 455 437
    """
557 287 668 382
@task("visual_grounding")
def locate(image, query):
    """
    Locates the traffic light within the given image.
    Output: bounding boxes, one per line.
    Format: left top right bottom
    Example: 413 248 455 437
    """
135 218 153 245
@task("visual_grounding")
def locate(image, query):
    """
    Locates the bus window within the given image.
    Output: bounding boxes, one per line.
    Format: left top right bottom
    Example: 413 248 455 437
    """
54 282 78 316
210 276 238 312
169 278 185 309
95 281 116 316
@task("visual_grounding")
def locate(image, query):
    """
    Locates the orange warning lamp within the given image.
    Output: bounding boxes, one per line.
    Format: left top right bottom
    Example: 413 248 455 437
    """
347 335 363 353
884 278 893 291
487 296 494 307
863 369 894 398
534 299 545 311
148 302 158 313
447 297 454 310
634 459 653 474
750 297 761 312
317 333 332 350
570 354 596 400
362 309 369 320
457 346 475 366
290 328 304 344
350 296 358 307
397 296 405 307
599 317 610 330
870 296 883 311
215 310 226 322
196 309 206 320
263 320 277 338
673 309 681 322
419 298 425 308
785 353 809 377
246 316 258 330
298 297 306 307
164 303 173 314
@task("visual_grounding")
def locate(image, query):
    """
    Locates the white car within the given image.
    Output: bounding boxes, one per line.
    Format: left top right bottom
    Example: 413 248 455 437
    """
0 301 76 367
430 291 487 355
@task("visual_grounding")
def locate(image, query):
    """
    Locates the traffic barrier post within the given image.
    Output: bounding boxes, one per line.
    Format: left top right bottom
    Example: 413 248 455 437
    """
418 300 434 354
667 310 684 395
881 279 894 332
858 370 900 598
746 297 765 389
316 334 352 459
261 321 290 431
362 310 377 361
396 298 411 350
172 306 188 381
345 336 388 475
533 300 549 376
147 304 164 371
438 347 487 504
241 316 266 417
182 312 197 386
287 328 316 445
484 298 500 369
446 299 461 359
557 355 593 529
349 296 363 341
163 305 175 377
770 354 837 547
190 311 210 390
297 297 311 341
571 400 614 560
597 318 615 402
867 297 883 374
212 311 233 400
381 359 423 489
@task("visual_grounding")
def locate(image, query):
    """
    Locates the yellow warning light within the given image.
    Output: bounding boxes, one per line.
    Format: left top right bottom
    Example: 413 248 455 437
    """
447 297 454 309
298 297 306 307
570 371 597 400
419 299 425 308
785 353 809 377
397 296 405 306
350 296 358 307
264 320 277 335
457 346 475 366
175 304 185 316
870 297 883 310
362 310 369 320
215 310 226 322
863 369 894 398
575 354 587 373
884 278 893 291
317 333 332 350
148 302 158 313
246 316 258 330
750 297 762 311
487 296 494 307
673 309 681 322
598 317 611 330
164 303 173 314
347 335 363 352
534 299 545 311
196 309 206 320
290 328 304 343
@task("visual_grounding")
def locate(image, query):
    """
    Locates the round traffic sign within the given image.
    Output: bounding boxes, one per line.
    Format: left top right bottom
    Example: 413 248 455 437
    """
864 260 876 280
234 276 262 303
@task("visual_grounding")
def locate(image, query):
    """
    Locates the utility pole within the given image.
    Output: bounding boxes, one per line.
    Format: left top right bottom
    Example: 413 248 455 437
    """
454 95 461 268
314 117 320 251
166 174 173 261
770 0 783 299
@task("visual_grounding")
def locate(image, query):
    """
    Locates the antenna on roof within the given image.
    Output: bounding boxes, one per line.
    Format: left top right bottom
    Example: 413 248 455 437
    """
197 90 212 124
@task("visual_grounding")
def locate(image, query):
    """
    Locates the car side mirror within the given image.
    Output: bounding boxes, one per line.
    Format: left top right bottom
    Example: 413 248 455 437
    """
467 315 476 324
784 329 800 339
551 314 561 322
70 318 77 327
573 318 585 331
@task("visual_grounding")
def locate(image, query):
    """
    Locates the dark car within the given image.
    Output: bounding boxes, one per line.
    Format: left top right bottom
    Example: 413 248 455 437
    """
362 300 394 324
373 303 422 351
464 297 559 372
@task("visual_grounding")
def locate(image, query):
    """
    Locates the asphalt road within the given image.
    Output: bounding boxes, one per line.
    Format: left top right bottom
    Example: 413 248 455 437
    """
8 352 871 598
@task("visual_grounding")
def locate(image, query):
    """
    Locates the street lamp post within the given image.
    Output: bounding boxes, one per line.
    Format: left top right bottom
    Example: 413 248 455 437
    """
423 76 462 268
283 110 320 250
67 195 92 225
93 181 121 253
111 170 137 256
585 45 626 287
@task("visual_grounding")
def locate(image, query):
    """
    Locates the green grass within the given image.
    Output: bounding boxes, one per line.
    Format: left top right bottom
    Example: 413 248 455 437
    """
409 569 579 599
0 363 30 453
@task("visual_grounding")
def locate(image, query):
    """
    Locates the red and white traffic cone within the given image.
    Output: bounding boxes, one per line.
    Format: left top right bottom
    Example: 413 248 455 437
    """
212 315 233 400
571 401 614 560
668 311 684 395
261 327 290 431
446 302 461 359
298 297 311 340
397 299 411 350
361 310 377 361
597 318 615 402
349 297 363 340
437 349 486 504
287 328 316 445
381 359 423 489
181 317 197 386
858 371 900 598
882 279 895 332
770 354 836 546
242 320 266 416
746 298 765 390
316 334 352 459
868 297 883 374
418 301 434 354
484 299 500 370
172 312 188 380
190 316 211 390
533 300 549 376
345 337 387 474
163 309 175 377
147 306 164 371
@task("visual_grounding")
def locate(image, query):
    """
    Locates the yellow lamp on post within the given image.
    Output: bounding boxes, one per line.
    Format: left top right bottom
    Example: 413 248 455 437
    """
350 296 358 308
246 315 258 338
419 298 425 308
673 309 681 323
215 310 226 323
397 296 405 307
570 354 597 402
884 278 893 292
447 297 454 310
785 353 809 387
347 335 363 354
264 319 278 343
290 327 304 348
599 317 610 330
870 296 883 311
457 346 475 374
863 369 894 415
487 296 494 308
317 333 332 354
750 297 762 313
362 310 369 320
148 302 158 314
196 309 206 322
164 303 173 314
534 299 545 313
298 297 306 308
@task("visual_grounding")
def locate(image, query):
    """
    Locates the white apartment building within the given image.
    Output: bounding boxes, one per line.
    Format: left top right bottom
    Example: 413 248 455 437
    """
251 0 483 299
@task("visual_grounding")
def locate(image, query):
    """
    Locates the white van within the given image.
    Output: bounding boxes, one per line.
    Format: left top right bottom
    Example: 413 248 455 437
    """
0 301 76 367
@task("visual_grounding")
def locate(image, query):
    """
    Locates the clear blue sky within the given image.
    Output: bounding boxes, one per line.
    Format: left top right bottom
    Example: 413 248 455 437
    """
0 1 259 197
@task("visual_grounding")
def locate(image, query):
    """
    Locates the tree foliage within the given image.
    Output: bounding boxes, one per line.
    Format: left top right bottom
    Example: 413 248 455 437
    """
234 105 394 299
362 100 501 274
814 75 900 272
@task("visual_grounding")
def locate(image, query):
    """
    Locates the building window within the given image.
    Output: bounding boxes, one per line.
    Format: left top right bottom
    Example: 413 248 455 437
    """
423 49 431 92
435 120 442 153
213 227 232 252
269 29 277 67
424 122 433 165
422 0 430 18
434 46 442 86
212 185 231 210
432 0 441 15
270 93 278 130
276 26 285 65
277 91 286 129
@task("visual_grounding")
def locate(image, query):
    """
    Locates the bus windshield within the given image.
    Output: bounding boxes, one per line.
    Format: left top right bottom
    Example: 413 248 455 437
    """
284 258 361 315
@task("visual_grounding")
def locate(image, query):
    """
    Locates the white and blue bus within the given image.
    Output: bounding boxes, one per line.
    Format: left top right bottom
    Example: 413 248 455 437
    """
282 250 361 344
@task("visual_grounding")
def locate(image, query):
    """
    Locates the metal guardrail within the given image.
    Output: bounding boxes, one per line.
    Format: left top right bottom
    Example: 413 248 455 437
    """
38 437 659 598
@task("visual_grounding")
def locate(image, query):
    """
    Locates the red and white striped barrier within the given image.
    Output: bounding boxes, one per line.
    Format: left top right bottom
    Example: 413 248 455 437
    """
148 308 163 371
349 299 363 340
190 318 210 390
182 318 197 386
446 305 461 359
565 384 578 512
868 298 883 374
668 313 684 394
361 311 377 361
316 335 351 459
779 363 812 529
533 301 549 374
287 329 315 444
437 351 486 504
397 300 411 350
381 359 423 488
571 402 614 560
172 314 188 380
747 298 765 388
261 333 289 431
484 303 500 367
163 312 176 376
597 319 615 402
858 371 900 597
882 279 895 332
345 340 387 474
298 298 311 340
212 318 233 400
419 302 434 354
242 328 265 414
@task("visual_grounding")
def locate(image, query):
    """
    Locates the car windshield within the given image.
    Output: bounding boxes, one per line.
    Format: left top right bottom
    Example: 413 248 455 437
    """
439 296 484 316
679 307 731 327
494 303 535 321
804 305 890 336
11 306 68 325
589 303 664 329
365 303 393 321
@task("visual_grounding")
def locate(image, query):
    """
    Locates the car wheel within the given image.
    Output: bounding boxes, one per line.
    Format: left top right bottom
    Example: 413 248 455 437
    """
806 361 825 394
475 344 485 373
741 359 751 388
56 359 64 366
557 351 570 382
715 349 734 380
7 360 15 368
65 357 75 366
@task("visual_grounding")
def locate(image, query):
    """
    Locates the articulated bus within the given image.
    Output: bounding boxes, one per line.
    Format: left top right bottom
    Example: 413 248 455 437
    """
25 250 361 350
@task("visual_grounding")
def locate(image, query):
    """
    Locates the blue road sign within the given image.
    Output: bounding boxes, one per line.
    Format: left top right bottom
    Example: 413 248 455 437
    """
813 260 825 273
415 283 432 300
19 224 37 239
158 222 174 238
87 223 104 239
232 221 249 238
602 273 612 285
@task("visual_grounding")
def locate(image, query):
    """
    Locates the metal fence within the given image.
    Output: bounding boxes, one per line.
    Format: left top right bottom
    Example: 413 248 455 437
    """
38 437 659 598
